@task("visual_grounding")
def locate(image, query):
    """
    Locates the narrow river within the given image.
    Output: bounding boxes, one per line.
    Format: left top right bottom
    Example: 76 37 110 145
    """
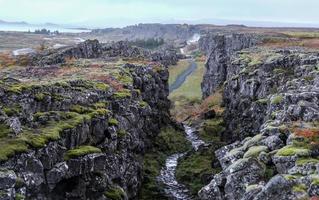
157 125 205 200
169 60 197 93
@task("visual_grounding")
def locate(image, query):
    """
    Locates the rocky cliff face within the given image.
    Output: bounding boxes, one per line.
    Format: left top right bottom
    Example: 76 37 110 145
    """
199 33 258 98
28 40 179 67
0 41 171 199
199 34 319 199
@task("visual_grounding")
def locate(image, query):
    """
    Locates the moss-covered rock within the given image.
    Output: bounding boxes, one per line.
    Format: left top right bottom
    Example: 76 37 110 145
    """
104 186 126 200
271 95 284 105
243 146 268 158
276 145 310 157
176 146 221 195
64 146 102 160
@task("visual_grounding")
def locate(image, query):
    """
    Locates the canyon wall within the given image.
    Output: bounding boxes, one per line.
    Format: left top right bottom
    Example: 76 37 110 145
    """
0 42 171 200
199 34 319 199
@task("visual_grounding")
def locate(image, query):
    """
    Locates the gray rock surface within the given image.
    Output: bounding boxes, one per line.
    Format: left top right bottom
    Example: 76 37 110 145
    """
198 33 319 200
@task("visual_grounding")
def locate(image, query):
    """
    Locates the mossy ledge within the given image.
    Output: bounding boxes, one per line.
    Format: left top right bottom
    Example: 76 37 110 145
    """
0 110 109 162
64 146 102 160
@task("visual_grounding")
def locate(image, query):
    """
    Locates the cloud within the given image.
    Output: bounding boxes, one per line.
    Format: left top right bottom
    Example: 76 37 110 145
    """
0 0 318 27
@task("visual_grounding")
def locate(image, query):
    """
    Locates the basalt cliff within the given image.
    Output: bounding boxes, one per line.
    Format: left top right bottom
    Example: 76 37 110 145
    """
0 40 173 200
199 33 319 200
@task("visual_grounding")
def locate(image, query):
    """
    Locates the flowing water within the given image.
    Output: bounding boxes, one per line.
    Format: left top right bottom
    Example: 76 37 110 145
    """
158 125 205 200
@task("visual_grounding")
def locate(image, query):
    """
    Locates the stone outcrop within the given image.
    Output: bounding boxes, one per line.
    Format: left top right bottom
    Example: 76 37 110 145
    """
198 39 319 199
102 41 179 66
199 33 258 98
28 40 179 67
0 60 170 199
36 39 103 66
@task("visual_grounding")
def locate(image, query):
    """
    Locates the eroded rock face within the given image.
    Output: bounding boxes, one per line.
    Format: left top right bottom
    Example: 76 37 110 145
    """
27 40 179 67
199 35 319 199
37 39 103 66
0 64 170 199
199 33 258 98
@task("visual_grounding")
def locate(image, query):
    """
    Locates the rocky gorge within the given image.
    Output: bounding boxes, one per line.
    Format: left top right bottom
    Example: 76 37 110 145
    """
0 40 176 199
0 27 319 200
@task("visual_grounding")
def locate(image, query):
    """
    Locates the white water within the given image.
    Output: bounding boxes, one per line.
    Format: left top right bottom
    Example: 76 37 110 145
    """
158 125 205 199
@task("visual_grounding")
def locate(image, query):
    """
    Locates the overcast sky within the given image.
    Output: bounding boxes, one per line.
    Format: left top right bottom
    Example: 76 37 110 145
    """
0 0 319 27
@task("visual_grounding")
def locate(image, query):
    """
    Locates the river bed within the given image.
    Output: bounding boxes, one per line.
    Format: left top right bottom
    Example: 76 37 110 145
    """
158 125 205 200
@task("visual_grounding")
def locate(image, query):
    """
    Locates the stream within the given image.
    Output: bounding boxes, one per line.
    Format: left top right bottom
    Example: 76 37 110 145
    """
169 60 197 93
158 125 205 200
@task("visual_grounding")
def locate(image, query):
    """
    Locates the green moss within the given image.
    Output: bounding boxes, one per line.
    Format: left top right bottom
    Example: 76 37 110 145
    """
271 95 284 105
23 112 87 148
140 151 167 200
284 174 299 180
0 123 12 138
52 93 67 101
104 186 125 200
264 167 275 180
95 82 110 91
242 134 263 150
176 146 221 195
198 118 225 143
155 126 192 154
273 68 287 74
296 158 319 166
70 105 91 114
111 70 133 85
292 184 307 193
304 75 315 82
3 105 21 117
311 177 319 185
108 118 119 126
0 139 28 161
15 193 25 200
139 101 148 108
0 109 110 161
88 108 110 118
243 146 268 158
113 90 131 99
64 146 102 160
92 102 107 109
6 84 27 94
276 145 310 157
54 81 70 88
256 98 268 105
117 129 127 138
35 93 47 101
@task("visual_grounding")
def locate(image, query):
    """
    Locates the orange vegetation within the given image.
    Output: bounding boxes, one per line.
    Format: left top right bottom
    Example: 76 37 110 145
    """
89 74 124 91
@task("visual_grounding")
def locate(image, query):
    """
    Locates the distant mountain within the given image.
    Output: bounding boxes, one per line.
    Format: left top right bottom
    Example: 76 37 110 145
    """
0 20 28 25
